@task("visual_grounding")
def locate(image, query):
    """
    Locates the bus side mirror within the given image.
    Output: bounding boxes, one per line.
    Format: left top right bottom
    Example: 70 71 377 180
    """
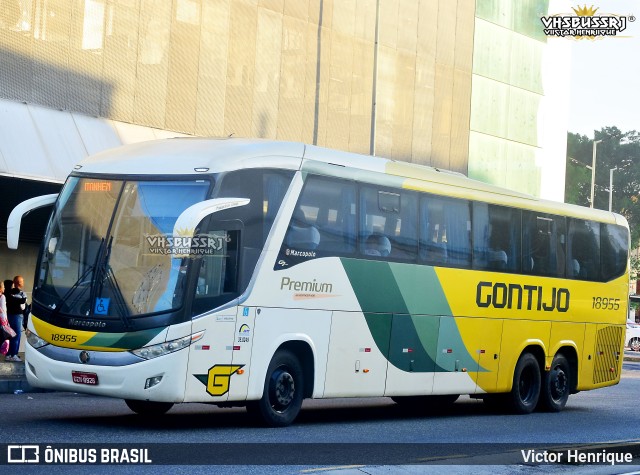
172 198 250 240
7 194 59 250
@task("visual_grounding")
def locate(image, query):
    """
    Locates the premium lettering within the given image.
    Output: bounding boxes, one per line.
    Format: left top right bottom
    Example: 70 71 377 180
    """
476 281 569 312
280 277 332 293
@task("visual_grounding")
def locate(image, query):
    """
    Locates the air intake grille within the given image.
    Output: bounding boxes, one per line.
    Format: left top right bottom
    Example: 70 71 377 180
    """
593 326 623 384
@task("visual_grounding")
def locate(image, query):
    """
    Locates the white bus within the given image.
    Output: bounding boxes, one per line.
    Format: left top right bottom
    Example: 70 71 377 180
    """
12 138 629 426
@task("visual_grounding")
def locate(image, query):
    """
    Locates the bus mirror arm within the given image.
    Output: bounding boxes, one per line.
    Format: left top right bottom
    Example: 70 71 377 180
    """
172 198 250 239
7 194 59 250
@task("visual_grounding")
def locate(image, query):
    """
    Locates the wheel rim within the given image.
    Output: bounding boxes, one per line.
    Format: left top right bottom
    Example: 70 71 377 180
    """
549 365 568 402
269 367 296 413
631 339 640 351
519 365 536 403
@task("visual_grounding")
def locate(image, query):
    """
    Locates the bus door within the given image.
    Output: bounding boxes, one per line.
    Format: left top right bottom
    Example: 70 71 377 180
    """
183 225 244 403
384 314 437 397
185 305 238 403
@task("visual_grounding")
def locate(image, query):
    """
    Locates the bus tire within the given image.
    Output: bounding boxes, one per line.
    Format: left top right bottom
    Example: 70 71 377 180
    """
538 354 570 412
248 350 304 427
508 353 541 414
124 399 173 416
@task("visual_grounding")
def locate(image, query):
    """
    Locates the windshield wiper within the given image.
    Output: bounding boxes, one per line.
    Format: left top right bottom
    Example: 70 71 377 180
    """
91 236 132 329
49 238 104 319
104 263 132 330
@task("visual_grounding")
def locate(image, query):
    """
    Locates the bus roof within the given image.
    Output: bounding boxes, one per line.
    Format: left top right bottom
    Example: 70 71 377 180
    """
75 137 627 227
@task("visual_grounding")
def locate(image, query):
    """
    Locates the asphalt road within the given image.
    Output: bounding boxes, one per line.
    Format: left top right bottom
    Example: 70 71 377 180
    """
4 364 640 474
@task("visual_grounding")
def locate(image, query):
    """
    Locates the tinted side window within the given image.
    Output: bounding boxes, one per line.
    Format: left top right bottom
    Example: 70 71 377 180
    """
473 203 521 272
567 219 600 281
283 176 356 256
601 223 628 281
216 169 293 248
419 195 471 268
522 212 566 278
215 169 293 287
359 186 418 261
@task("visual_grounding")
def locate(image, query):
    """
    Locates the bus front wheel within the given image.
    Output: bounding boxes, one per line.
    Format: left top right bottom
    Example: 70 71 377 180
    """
248 350 304 427
124 399 173 416
508 353 541 414
538 354 570 412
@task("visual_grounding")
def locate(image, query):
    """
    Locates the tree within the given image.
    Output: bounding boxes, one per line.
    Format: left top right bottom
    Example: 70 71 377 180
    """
565 127 640 249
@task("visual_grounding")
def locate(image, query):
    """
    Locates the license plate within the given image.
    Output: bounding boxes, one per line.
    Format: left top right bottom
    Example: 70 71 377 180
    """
72 371 99 386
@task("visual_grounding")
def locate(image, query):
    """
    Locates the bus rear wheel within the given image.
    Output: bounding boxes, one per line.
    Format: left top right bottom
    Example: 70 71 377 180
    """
247 350 304 427
538 354 570 412
508 353 541 414
125 399 173 416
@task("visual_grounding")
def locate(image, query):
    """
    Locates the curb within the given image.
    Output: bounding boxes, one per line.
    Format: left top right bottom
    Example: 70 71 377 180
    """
0 377 42 394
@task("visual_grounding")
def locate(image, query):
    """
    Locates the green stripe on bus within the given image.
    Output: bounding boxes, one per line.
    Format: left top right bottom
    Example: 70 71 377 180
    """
84 327 166 350
342 258 485 373
340 259 408 314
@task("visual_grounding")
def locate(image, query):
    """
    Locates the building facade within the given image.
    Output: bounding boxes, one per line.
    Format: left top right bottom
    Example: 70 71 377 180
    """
0 0 570 291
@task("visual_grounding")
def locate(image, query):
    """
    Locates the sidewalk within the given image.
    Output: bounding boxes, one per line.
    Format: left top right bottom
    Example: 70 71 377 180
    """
0 352 36 394
3 351 640 394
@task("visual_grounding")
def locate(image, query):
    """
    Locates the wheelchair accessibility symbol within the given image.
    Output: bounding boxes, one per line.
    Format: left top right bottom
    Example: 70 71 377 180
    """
94 298 110 315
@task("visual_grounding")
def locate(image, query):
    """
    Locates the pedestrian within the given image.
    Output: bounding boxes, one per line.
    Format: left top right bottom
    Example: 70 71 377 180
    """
6 275 27 362
0 281 12 358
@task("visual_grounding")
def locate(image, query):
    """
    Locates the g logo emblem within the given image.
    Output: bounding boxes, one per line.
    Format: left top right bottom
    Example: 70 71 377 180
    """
206 365 243 396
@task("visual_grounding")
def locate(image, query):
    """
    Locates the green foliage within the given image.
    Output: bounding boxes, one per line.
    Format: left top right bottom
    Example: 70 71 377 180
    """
565 127 640 248
631 254 640 281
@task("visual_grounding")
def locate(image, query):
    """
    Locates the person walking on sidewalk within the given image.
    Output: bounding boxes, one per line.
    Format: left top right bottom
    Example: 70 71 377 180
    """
6 275 27 362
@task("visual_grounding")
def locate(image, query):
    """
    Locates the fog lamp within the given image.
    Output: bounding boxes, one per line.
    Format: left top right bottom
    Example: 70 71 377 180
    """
145 376 163 389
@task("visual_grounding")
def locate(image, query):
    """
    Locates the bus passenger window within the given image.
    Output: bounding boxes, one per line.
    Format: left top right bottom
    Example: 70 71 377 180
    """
522 212 565 278
567 219 600 281
359 187 417 261
364 233 391 257
600 223 629 281
473 203 521 272
420 195 471 268
286 209 320 250
281 176 356 261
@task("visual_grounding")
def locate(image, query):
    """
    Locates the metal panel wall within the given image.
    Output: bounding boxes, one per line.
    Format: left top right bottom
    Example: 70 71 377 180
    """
0 0 476 172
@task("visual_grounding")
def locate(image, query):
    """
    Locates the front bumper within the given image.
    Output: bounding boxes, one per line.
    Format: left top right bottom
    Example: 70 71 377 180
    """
25 343 188 402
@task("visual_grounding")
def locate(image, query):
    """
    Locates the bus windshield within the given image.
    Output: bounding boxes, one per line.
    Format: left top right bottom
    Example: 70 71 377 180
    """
35 177 211 318
34 168 294 322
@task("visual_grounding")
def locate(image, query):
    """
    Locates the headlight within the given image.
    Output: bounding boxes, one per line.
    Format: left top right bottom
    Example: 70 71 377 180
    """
25 329 49 349
130 331 204 360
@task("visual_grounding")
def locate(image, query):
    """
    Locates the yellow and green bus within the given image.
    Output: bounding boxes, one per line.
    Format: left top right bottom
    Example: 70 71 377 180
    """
11 138 629 426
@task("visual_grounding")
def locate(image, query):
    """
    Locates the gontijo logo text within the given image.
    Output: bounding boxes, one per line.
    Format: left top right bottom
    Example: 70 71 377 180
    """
541 5 633 39
476 281 570 313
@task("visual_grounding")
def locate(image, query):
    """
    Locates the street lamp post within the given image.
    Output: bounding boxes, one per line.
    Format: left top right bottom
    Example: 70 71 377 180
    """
590 139 602 208
609 167 617 212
